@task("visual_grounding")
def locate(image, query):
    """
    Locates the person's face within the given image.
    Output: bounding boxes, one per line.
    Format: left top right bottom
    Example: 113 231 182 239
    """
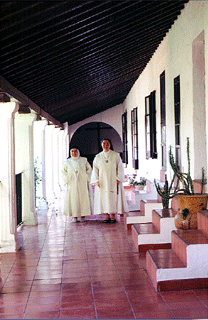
71 149 79 158
102 140 110 152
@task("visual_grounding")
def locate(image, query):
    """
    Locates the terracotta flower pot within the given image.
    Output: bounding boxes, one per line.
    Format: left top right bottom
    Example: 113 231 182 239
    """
174 194 208 230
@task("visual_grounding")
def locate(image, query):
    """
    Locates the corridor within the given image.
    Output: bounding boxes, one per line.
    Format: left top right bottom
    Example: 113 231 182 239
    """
0 199 208 319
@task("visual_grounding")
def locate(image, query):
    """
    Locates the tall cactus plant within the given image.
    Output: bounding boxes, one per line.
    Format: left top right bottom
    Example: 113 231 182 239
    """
169 137 205 195
154 174 179 209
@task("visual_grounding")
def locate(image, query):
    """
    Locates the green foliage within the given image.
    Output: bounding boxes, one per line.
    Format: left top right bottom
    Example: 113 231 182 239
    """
169 137 205 195
34 157 43 208
154 174 179 209
201 167 205 195
128 175 146 186
34 157 42 190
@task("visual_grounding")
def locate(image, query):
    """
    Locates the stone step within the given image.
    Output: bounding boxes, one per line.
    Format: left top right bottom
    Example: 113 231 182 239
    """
124 180 158 211
198 210 208 236
172 229 208 265
129 199 163 226
146 227 208 291
124 211 144 230
132 209 177 252
146 248 186 291
152 208 177 232
124 199 163 228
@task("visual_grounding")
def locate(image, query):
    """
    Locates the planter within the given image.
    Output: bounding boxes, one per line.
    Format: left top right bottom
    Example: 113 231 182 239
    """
135 185 145 191
174 194 208 229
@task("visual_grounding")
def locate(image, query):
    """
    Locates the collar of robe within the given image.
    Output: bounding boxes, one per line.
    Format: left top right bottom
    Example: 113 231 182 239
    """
102 150 111 163
70 156 80 169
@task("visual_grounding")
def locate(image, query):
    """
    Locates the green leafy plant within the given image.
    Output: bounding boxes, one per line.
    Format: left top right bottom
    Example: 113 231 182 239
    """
128 175 146 186
34 157 42 207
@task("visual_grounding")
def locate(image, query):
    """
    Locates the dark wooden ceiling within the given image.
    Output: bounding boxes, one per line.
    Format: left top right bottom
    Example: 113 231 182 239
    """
0 0 188 125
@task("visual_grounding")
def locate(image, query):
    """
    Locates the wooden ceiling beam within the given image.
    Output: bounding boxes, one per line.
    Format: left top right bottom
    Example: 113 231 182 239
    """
0 76 63 127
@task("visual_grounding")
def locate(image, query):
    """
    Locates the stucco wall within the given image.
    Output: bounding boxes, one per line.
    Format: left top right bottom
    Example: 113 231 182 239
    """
67 2 208 183
68 104 124 141
123 1 208 181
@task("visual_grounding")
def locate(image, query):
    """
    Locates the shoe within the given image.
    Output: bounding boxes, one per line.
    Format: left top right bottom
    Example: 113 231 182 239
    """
80 216 85 222
72 217 79 223
103 218 111 223
111 219 116 223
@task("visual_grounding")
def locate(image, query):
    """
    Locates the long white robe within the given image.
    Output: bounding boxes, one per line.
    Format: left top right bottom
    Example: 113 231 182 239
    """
91 150 129 215
62 157 92 217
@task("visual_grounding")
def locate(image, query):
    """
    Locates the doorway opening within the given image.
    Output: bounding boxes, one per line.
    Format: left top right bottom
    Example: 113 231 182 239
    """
70 122 123 165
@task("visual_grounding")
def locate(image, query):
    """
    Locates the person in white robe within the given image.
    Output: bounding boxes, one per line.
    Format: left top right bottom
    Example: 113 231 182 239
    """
62 148 92 222
91 138 129 223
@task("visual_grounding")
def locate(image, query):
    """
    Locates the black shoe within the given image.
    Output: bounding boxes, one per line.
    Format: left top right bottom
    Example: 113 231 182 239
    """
103 218 111 223
111 219 116 223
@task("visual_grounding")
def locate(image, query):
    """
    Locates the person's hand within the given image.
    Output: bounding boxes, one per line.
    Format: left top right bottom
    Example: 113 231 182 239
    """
97 182 100 188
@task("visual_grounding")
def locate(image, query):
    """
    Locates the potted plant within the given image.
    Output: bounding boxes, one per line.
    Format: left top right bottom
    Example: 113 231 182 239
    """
128 175 147 190
154 173 179 209
169 137 207 229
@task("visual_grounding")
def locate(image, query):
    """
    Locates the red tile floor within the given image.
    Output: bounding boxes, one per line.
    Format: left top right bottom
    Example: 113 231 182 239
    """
0 197 208 319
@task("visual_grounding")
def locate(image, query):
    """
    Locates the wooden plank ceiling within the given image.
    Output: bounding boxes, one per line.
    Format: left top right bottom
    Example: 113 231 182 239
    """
0 0 188 125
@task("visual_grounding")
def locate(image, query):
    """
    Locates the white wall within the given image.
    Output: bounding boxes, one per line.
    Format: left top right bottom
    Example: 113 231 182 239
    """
67 2 208 183
123 1 208 182
68 104 125 141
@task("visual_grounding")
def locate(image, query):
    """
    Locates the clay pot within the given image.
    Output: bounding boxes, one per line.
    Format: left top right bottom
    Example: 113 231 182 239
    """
174 194 208 229
174 211 198 229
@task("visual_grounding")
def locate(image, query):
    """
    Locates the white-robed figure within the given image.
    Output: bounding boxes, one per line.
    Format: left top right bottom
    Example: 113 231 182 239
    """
62 148 92 222
91 138 129 223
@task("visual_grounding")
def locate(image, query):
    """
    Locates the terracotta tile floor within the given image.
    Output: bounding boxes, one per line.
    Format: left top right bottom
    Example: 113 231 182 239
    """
0 196 208 319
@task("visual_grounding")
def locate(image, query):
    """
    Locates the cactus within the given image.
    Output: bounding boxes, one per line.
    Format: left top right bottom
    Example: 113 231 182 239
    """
201 167 205 194
169 137 205 195
154 173 179 209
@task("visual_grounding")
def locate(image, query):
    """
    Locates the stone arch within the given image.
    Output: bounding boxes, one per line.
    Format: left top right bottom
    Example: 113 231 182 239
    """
70 122 123 165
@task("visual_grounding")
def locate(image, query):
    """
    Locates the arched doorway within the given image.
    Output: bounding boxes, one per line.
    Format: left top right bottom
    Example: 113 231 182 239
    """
70 122 123 165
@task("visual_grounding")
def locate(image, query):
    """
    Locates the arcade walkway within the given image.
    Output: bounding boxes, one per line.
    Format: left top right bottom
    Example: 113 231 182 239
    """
0 198 208 319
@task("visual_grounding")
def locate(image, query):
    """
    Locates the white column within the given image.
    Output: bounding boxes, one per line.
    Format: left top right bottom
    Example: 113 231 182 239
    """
53 127 61 198
63 122 69 161
60 124 69 190
58 129 64 191
33 119 48 210
15 113 37 225
0 102 20 252
45 124 56 202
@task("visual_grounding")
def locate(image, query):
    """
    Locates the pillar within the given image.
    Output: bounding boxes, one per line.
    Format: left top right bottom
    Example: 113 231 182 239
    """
33 119 48 210
0 101 20 252
15 111 37 225
45 124 56 201
52 127 61 198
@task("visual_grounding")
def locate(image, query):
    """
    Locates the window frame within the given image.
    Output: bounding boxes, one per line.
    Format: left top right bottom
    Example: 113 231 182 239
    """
131 107 139 169
145 90 157 159
174 75 181 168
122 111 128 164
160 71 166 170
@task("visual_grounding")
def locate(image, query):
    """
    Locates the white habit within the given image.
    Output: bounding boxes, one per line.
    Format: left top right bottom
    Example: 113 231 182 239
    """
62 157 92 217
91 150 129 215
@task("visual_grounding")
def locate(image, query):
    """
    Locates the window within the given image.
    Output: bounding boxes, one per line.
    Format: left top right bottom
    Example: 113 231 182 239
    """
122 111 128 164
131 108 138 169
174 75 181 167
145 96 150 159
160 71 166 170
145 90 157 159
